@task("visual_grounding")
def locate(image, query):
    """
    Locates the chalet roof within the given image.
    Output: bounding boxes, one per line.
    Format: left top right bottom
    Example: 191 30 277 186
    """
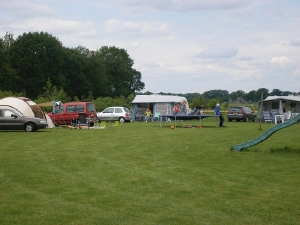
260 96 300 102
131 95 187 103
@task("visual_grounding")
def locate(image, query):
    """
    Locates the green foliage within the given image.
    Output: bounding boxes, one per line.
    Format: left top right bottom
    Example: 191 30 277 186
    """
189 93 203 109
1 32 144 100
35 78 71 103
0 90 26 98
99 46 145 97
0 122 299 224
223 101 229 110
93 96 131 111
2 32 298 103
230 90 246 101
0 33 17 91
255 88 269 101
9 32 65 99
202 89 230 102
207 98 220 109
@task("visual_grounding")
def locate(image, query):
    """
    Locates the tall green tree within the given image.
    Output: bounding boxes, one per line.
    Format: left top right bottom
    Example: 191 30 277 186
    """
202 89 229 102
255 88 269 101
0 32 16 91
99 46 144 97
245 90 256 102
190 93 206 109
9 32 65 99
230 90 246 101
61 47 92 99
269 89 282 96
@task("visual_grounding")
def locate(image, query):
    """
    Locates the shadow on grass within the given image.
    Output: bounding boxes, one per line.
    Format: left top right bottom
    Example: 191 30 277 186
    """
270 146 300 154
0 130 50 133
243 146 300 154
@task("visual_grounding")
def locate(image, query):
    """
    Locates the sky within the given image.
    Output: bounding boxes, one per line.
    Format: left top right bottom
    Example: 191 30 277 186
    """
1 0 300 94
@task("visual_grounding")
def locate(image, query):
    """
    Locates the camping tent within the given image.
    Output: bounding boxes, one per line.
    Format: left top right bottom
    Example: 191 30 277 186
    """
131 94 189 121
0 97 55 128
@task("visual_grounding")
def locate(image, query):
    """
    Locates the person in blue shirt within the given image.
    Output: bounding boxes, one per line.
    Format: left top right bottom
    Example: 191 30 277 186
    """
214 103 224 127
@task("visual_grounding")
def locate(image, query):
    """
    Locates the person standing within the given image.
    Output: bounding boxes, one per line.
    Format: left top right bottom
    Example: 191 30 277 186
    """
173 103 180 115
144 109 152 122
200 105 205 115
214 103 224 127
180 100 188 115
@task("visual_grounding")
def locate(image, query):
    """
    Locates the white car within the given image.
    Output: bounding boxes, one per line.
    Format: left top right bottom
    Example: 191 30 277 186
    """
97 107 132 123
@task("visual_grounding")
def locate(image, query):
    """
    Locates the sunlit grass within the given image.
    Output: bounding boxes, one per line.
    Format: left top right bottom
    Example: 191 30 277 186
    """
0 120 299 224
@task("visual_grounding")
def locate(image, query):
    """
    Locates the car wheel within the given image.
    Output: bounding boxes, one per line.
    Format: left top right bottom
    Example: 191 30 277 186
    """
97 118 101 123
25 122 36 132
119 117 125 123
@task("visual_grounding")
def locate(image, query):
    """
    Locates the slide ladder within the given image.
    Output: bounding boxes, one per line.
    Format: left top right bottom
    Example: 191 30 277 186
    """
232 114 300 151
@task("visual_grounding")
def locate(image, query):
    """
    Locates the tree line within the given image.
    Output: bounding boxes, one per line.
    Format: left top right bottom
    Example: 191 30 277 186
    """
1 32 299 111
0 32 145 100
141 88 299 110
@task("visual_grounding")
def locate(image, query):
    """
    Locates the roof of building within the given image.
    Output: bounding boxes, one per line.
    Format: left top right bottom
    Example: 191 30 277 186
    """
131 94 187 103
260 95 300 102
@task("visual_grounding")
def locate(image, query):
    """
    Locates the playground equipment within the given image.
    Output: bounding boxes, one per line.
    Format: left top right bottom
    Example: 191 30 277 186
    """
232 114 300 151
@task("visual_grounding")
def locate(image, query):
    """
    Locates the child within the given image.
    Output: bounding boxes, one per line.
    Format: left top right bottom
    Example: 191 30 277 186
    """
173 103 180 115
144 109 152 122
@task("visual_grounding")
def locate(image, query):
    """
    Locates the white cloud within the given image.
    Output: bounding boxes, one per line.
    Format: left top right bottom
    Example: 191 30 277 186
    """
130 41 140 49
290 41 300 46
0 0 300 93
104 19 169 35
0 0 54 18
113 0 255 12
197 47 239 59
293 69 300 77
270 56 291 65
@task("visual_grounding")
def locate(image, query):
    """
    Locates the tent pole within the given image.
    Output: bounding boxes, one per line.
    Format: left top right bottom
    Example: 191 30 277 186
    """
259 92 263 131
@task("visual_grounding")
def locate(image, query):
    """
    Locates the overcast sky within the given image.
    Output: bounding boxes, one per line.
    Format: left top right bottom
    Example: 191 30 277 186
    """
1 0 300 94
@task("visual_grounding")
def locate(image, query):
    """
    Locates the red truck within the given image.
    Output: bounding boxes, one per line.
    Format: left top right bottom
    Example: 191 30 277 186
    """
48 102 98 126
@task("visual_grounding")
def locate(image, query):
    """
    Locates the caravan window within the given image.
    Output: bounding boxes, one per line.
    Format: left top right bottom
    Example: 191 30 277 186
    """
155 103 172 115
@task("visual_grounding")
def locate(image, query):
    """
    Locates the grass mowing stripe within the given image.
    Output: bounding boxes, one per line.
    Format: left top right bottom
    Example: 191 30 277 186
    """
0 122 299 224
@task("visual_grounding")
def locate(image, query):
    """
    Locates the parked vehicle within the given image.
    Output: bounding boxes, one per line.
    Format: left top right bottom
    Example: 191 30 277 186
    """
48 102 97 125
227 106 256 122
97 107 132 123
0 107 48 132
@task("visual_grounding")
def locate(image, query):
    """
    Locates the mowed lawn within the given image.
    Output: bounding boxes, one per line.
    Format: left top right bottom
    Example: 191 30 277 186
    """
0 119 299 225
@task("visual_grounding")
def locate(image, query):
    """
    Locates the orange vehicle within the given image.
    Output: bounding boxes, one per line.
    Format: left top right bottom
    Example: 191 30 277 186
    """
48 102 97 126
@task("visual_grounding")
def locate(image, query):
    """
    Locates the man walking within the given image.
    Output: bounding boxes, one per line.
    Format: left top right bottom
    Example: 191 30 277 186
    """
214 103 224 127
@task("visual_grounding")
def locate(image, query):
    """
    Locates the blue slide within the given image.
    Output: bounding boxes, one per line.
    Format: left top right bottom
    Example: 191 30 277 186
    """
232 114 300 151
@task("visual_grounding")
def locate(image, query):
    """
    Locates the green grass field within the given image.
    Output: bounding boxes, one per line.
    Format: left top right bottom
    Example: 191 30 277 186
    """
1 119 299 225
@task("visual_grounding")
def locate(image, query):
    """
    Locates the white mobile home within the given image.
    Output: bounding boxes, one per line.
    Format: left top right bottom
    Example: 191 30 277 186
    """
131 94 189 121
257 95 300 120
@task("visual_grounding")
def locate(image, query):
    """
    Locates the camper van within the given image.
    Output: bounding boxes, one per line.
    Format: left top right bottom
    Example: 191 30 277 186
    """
48 102 97 126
